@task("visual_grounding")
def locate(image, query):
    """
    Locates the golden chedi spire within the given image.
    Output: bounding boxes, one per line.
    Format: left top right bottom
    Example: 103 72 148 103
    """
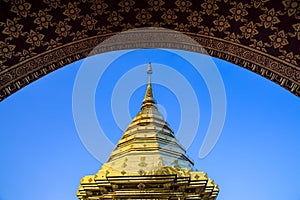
77 63 219 199
105 62 193 171
142 61 155 108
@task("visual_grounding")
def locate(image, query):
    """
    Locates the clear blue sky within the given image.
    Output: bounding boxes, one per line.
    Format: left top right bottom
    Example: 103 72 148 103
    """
0 49 299 200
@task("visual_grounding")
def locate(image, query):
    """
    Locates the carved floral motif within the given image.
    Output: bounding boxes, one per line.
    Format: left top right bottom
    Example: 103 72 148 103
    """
63 2 81 21
55 21 71 38
175 0 192 12
259 8 280 29
187 11 203 27
1 18 23 38
136 9 152 25
25 30 45 47
161 9 177 25
90 0 108 15
240 21 259 39
269 30 289 49
33 10 53 29
0 40 15 59
201 0 219 15
10 0 31 18
118 0 135 12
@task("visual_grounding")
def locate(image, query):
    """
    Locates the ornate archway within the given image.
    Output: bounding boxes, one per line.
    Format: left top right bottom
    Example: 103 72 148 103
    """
0 0 299 101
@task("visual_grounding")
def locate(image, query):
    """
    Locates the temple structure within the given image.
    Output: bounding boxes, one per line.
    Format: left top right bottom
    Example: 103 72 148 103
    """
77 63 219 199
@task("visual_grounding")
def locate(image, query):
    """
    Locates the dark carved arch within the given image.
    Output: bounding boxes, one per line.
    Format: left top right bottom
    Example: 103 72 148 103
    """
0 0 299 101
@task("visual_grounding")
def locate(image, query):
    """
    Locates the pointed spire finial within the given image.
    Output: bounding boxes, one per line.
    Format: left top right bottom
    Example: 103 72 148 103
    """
147 61 152 84
142 62 156 109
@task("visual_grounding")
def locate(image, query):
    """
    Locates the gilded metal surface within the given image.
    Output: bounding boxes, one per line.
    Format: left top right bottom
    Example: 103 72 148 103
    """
77 65 219 199
0 0 299 101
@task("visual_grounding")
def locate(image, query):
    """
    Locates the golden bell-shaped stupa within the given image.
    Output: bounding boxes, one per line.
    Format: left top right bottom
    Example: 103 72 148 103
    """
77 63 219 199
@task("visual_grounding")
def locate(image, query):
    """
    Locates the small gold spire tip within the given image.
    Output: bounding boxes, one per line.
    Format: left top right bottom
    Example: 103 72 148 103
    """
142 61 155 108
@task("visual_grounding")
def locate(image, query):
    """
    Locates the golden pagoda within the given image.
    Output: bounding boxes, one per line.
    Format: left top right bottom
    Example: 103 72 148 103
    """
77 63 219 199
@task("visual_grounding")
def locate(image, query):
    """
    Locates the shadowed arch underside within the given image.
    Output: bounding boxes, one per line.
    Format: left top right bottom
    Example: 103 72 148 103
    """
0 0 299 101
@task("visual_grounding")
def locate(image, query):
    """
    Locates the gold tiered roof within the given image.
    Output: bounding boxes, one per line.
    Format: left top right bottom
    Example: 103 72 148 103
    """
77 63 219 199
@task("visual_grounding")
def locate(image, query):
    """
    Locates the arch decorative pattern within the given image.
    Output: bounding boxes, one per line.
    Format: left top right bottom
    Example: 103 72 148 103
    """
0 0 299 101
